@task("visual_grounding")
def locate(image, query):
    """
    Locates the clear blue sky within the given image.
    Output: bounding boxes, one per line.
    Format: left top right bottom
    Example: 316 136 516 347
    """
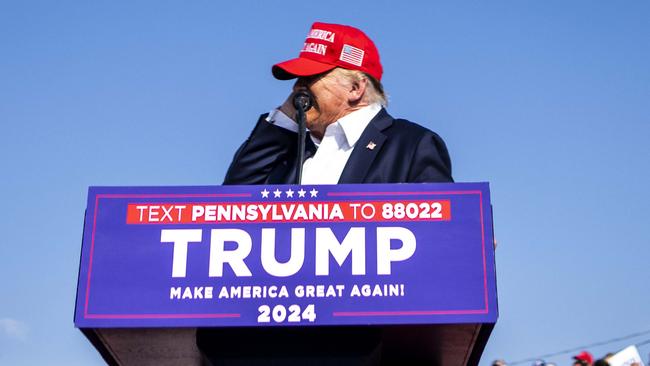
1 1 649 365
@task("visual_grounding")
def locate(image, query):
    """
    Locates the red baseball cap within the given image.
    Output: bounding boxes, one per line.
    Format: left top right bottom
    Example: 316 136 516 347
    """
573 351 594 364
272 22 383 81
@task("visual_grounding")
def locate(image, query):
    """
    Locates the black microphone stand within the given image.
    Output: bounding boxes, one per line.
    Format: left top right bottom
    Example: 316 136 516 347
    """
293 92 312 184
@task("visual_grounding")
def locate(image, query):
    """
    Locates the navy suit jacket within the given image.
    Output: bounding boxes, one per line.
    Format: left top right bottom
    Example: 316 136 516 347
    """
223 108 453 185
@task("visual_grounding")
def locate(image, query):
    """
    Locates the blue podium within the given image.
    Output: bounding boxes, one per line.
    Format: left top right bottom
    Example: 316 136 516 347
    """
75 183 497 365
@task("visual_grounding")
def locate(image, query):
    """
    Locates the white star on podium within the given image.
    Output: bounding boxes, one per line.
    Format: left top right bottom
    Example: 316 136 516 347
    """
273 189 282 198
261 189 270 198
298 189 306 198
309 188 318 197
285 189 294 198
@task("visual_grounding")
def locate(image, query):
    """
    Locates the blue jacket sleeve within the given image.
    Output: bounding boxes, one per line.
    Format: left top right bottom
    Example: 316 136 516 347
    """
223 114 297 185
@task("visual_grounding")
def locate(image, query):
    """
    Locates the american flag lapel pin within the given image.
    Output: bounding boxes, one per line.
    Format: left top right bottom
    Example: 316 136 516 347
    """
366 141 376 150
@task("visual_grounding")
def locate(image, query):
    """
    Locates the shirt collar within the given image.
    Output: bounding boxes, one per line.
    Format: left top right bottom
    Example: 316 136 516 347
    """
335 103 382 147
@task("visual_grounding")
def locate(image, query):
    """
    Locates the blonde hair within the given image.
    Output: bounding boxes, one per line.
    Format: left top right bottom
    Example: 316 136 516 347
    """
330 68 387 106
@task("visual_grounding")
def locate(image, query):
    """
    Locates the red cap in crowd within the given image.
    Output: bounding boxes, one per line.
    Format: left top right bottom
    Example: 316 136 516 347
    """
573 351 594 364
272 22 383 81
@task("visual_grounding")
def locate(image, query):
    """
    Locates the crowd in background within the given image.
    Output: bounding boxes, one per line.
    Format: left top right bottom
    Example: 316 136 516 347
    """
492 349 645 366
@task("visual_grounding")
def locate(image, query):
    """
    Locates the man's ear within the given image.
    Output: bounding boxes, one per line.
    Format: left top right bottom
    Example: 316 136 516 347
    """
348 77 368 104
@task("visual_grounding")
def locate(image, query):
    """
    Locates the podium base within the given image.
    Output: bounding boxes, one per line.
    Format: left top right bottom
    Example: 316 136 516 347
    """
83 323 492 366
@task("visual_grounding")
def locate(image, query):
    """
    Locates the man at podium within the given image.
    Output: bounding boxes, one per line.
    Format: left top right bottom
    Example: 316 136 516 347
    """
224 21 453 185
200 21 457 366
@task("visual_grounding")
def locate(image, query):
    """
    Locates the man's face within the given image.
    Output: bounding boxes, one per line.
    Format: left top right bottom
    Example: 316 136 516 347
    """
294 70 351 136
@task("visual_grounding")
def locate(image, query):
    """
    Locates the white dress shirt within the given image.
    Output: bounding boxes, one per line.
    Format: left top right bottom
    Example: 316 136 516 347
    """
266 103 382 184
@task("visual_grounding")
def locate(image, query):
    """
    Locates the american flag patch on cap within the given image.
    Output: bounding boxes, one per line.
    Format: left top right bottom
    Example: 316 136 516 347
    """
339 44 364 66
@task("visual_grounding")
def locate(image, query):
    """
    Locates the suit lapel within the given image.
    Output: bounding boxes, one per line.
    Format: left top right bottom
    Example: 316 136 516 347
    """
338 109 393 183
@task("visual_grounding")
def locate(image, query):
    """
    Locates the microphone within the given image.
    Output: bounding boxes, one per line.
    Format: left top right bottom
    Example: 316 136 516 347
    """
293 91 313 112
292 91 312 184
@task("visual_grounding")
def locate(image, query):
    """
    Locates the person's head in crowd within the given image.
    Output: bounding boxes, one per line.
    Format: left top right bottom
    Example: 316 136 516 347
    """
593 358 610 366
492 360 507 366
572 350 594 366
